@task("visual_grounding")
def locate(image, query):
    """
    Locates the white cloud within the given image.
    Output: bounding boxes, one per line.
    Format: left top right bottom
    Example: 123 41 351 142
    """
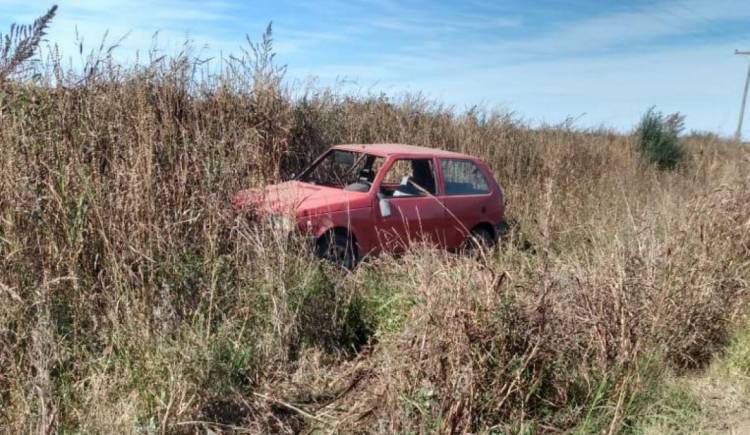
286 0 750 136
497 0 750 57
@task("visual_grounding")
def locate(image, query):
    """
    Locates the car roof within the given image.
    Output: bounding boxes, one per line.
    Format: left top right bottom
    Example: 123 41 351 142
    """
333 143 475 159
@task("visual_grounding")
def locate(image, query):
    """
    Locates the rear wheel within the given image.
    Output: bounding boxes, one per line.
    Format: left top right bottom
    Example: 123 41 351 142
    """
463 226 496 252
316 231 357 269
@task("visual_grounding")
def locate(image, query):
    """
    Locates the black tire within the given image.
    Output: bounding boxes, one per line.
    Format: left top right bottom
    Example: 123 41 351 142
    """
316 231 357 269
463 226 496 252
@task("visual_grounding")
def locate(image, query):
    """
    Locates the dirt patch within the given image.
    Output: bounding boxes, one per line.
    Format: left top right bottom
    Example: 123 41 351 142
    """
689 376 750 434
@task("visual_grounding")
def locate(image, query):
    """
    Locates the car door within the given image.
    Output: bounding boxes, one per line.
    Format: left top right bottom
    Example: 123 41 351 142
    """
372 157 446 252
437 158 494 248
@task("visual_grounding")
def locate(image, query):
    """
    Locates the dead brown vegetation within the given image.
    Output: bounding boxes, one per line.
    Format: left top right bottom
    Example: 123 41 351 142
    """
0 19 749 434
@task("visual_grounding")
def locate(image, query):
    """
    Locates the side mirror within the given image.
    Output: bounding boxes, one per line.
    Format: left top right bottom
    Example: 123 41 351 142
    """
377 192 392 217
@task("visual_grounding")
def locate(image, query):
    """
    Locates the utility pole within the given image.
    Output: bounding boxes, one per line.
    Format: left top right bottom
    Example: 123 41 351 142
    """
736 50 750 142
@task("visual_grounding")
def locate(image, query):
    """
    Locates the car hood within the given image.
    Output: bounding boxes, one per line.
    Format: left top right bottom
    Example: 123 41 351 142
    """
232 181 370 216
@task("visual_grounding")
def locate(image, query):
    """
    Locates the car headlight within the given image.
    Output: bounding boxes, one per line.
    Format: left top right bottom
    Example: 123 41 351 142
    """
268 214 295 233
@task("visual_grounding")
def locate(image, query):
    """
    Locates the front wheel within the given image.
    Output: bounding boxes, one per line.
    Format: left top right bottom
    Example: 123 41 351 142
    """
316 231 357 269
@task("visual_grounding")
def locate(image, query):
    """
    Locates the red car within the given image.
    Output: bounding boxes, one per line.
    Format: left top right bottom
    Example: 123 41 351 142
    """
232 144 506 267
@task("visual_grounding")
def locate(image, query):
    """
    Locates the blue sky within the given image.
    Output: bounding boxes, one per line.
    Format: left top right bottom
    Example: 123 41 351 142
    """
2 0 750 137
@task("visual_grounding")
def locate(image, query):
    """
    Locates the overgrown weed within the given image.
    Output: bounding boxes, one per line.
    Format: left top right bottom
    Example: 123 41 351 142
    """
1 11 749 434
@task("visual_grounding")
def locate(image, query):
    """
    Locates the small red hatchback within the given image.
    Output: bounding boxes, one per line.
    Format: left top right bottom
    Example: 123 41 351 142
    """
232 144 506 267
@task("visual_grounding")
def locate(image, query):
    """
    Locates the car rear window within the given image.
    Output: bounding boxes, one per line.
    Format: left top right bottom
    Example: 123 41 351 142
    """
440 159 490 195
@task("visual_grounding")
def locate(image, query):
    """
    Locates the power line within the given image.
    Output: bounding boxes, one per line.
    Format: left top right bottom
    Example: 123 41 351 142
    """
646 0 730 43
618 0 739 48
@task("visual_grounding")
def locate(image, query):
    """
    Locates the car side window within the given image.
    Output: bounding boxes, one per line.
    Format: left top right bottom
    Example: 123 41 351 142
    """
440 159 490 195
380 158 437 198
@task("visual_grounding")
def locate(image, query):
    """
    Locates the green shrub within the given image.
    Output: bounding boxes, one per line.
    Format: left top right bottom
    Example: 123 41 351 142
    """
723 318 750 377
294 268 378 355
636 108 687 170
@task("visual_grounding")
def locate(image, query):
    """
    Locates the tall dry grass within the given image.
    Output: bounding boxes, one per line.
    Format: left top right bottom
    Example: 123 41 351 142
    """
1 24 749 433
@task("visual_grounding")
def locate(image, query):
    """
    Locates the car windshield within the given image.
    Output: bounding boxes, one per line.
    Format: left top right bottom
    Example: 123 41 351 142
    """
298 149 383 190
